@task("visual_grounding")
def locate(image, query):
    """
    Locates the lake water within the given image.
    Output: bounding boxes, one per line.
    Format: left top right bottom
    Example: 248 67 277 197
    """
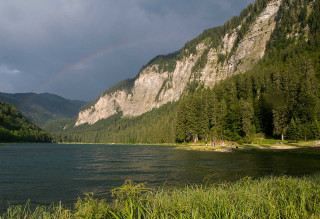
1 143 320 211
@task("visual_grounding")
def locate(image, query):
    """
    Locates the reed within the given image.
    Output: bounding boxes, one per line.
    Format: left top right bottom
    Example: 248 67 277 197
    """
2 175 320 218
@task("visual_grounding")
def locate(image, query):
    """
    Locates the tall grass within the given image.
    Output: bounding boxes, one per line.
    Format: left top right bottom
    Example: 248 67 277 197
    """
2 175 320 218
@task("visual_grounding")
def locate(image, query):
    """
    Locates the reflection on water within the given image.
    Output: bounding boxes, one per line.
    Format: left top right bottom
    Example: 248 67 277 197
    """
1 143 320 211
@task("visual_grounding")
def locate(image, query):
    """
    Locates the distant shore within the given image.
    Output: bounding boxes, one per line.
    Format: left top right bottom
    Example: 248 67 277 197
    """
3 141 320 153
60 140 320 153
174 141 319 152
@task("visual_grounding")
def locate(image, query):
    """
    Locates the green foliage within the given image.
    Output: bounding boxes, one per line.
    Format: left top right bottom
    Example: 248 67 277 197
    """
49 102 177 144
135 0 274 84
231 0 271 54
286 118 300 142
74 193 109 218
179 0 272 59
2 200 72 219
217 53 226 65
102 79 135 96
155 75 174 102
3 175 320 218
43 118 77 132
266 0 318 60
0 92 86 127
179 26 224 58
191 48 210 78
50 0 320 145
176 49 320 142
73 0 281 139
81 79 135 112
174 0 320 143
143 51 178 73
0 101 52 142
111 180 149 209
175 89 210 142
184 81 201 94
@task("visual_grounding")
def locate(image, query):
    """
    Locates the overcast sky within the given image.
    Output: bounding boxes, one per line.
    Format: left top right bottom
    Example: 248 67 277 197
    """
0 0 254 101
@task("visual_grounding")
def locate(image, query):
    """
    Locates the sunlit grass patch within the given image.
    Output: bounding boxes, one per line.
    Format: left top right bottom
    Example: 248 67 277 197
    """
2 174 320 218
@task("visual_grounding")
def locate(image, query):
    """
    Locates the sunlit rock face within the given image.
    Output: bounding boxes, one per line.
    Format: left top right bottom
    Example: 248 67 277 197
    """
75 0 281 126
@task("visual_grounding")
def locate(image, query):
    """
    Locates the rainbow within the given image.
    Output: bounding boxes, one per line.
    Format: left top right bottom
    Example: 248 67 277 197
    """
34 39 147 95
22 33 186 107
20 41 143 108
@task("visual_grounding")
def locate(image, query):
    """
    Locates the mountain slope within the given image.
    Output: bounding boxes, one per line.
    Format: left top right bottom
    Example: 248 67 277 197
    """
49 102 177 143
0 101 52 142
0 92 87 127
175 0 320 142
49 0 320 144
76 0 282 126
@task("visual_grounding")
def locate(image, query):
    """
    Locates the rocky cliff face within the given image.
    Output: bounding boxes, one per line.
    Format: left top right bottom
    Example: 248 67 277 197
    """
75 0 281 126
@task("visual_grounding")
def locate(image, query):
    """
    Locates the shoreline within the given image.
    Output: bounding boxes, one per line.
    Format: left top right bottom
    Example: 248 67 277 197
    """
174 141 319 152
2 141 320 153
2 174 320 218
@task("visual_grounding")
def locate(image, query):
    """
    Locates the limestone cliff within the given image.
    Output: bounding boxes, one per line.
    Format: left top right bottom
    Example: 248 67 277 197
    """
75 0 281 126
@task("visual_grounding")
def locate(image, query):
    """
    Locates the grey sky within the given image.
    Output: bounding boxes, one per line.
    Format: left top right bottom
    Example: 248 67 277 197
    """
0 0 254 101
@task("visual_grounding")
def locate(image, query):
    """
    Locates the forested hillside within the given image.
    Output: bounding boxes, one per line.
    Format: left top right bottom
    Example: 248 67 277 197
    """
75 0 281 126
176 0 320 143
0 92 86 127
0 101 52 143
48 102 176 143
48 0 320 144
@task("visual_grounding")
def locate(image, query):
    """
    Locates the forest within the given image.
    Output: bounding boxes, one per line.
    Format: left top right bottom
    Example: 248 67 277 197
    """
176 0 320 143
47 102 177 144
47 0 320 144
0 101 52 143
0 92 86 127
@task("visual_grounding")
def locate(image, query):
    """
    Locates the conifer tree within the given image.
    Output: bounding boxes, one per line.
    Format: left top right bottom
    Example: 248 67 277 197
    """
286 118 298 141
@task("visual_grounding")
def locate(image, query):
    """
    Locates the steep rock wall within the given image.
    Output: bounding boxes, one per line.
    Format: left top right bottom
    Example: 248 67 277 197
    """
75 0 281 126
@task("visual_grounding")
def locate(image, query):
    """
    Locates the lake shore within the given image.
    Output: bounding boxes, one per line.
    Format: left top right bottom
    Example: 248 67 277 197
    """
15 140 319 153
3 174 320 218
174 141 319 152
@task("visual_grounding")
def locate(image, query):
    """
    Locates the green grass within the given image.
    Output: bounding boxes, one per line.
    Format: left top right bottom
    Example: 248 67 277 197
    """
173 139 319 152
2 175 320 218
251 138 316 146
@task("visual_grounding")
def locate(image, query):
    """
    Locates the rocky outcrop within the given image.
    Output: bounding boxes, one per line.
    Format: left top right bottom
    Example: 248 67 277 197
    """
226 0 281 74
75 53 200 125
75 0 282 126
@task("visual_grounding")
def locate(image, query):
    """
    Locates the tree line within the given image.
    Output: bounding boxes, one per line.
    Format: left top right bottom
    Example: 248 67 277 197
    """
175 0 320 143
0 101 52 143
49 102 177 144
175 54 320 143
49 0 320 144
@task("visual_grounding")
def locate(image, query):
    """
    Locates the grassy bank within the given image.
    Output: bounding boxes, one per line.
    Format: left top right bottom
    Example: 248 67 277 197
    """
2 174 320 218
174 140 319 152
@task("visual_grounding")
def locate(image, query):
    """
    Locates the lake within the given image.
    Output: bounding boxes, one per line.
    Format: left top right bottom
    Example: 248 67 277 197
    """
1 143 320 211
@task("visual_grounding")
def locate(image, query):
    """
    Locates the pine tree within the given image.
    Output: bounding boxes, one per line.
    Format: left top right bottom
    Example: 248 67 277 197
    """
175 98 187 142
273 105 288 141
286 118 298 142
240 99 254 138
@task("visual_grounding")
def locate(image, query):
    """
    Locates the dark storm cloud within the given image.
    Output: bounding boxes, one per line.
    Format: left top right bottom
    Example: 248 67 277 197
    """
0 0 254 101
